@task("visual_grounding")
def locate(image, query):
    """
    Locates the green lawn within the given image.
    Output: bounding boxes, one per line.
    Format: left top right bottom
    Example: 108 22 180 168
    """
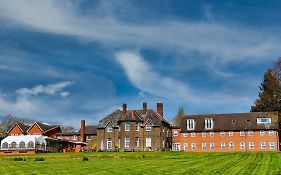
0 151 280 175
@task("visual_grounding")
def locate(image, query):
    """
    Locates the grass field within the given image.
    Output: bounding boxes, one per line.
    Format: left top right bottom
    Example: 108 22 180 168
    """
0 151 280 175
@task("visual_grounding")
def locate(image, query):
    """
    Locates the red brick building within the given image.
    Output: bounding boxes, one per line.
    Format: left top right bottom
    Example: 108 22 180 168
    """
172 112 279 152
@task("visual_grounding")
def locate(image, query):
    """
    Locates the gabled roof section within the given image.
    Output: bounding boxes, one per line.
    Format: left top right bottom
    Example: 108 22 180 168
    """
98 109 124 128
7 123 29 134
180 112 279 132
135 109 169 127
27 122 60 133
120 110 143 122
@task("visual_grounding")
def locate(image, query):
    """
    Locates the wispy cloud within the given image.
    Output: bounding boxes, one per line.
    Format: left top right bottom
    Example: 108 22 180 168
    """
16 81 74 97
0 0 280 62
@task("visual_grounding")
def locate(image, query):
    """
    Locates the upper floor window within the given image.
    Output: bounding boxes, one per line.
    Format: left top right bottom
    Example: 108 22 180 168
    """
257 118 271 124
201 132 206 137
135 122 139 131
146 125 152 131
248 130 253 136
183 132 188 137
229 131 234 136
107 126 113 133
220 131 225 137
269 130 274 136
186 119 195 130
125 121 130 131
240 131 245 136
204 118 214 129
191 132 195 137
173 130 178 136
210 131 214 137
260 130 265 136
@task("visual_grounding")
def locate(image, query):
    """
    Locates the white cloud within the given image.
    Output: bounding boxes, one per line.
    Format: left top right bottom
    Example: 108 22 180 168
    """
0 1 280 62
16 81 74 97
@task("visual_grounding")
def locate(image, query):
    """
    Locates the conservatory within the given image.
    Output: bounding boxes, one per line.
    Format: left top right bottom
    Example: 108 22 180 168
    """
0 135 47 152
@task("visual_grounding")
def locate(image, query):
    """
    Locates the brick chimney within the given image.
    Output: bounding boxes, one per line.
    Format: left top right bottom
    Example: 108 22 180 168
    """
157 103 163 117
143 102 147 115
80 119 86 142
123 103 127 116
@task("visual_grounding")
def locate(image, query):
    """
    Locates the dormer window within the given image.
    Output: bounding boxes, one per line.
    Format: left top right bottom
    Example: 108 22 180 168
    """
257 118 271 124
186 119 195 130
204 118 213 129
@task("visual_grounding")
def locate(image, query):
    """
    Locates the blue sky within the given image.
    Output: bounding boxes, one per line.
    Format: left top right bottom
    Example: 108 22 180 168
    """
0 0 281 128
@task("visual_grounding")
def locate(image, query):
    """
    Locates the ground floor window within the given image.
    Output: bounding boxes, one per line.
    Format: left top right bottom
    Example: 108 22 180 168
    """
210 143 215 150
249 142 254 150
184 143 188 151
221 142 225 150
135 137 139 147
240 142 246 150
125 137 130 148
229 142 234 150
191 143 196 150
202 143 206 150
261 142 266 150
269 142 275 150
172 143 181 151
107 138 112 150
145 137 151 148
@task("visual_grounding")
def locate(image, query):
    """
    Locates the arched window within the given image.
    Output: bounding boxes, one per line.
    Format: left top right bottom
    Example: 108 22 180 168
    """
19 141 25 149
11 142 17 148
2 142 8 149
27 141 34 148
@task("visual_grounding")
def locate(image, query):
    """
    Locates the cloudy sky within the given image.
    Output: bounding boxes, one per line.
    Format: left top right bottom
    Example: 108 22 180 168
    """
0 0 281 128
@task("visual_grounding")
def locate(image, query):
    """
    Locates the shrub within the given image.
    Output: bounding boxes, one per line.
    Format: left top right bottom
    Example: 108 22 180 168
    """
34 157 45 161
13 157 26 161
82 157 89 161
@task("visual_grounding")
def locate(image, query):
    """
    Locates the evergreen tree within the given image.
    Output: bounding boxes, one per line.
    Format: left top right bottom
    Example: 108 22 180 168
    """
251 64 281 113
172 106 185 126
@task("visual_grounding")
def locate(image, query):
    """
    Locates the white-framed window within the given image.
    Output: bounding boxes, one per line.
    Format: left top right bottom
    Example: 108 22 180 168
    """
173 130 179 136
72 135 77 140
146 125 152 131
173 143 180 151
191 143 196 150
183 132 188 137
240 131 245 136
260 142 266 150
202 143 207 150
249 142 254 150
270 142 275 150
221 142 225 150
269 130 274 136
184 143 188 151
146 137 151 148
204 118 214 129
260 130 265 136
135 137 139 147
257 118 271 124
210 131 214 137
220 131 225 137
229 142 234 150
107 138 112 150
210 143 215 150
248 130 253 136
191 132 195 137
135 122 139 131
125 121 130 131
240 142 246 150
107 126 113 132
125 137 130 148
201 132 206 137
187 119 195 130
229 131 234 136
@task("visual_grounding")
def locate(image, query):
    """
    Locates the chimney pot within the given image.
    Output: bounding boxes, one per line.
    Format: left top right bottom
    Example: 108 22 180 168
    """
157 103 163 117
143 102 147 115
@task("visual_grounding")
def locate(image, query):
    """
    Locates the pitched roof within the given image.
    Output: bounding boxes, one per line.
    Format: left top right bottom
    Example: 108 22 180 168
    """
98 109 170 128
17 123 30 133
85 125 97 135
26 122 60 133
179 112 279 132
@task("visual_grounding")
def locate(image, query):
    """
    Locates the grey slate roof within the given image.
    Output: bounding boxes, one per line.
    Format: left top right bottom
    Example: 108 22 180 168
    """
85 125 97 135
98 109 170 128
179 112 279 132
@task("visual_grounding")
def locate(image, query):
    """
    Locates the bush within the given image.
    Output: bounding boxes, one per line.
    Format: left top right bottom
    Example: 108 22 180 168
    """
82 157 89 161
34 157 45 161
13 157 26 161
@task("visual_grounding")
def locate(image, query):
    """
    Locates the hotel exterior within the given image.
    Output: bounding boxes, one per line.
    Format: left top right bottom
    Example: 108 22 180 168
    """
172 112 279 152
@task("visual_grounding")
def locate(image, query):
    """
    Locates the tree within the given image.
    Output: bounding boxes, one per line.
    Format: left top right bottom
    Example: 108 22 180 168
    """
251 59 281 113
171 106 185 126
0 115 19 139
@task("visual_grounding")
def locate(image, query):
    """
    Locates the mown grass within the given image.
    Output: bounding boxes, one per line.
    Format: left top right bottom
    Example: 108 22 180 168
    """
0 152 280 175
